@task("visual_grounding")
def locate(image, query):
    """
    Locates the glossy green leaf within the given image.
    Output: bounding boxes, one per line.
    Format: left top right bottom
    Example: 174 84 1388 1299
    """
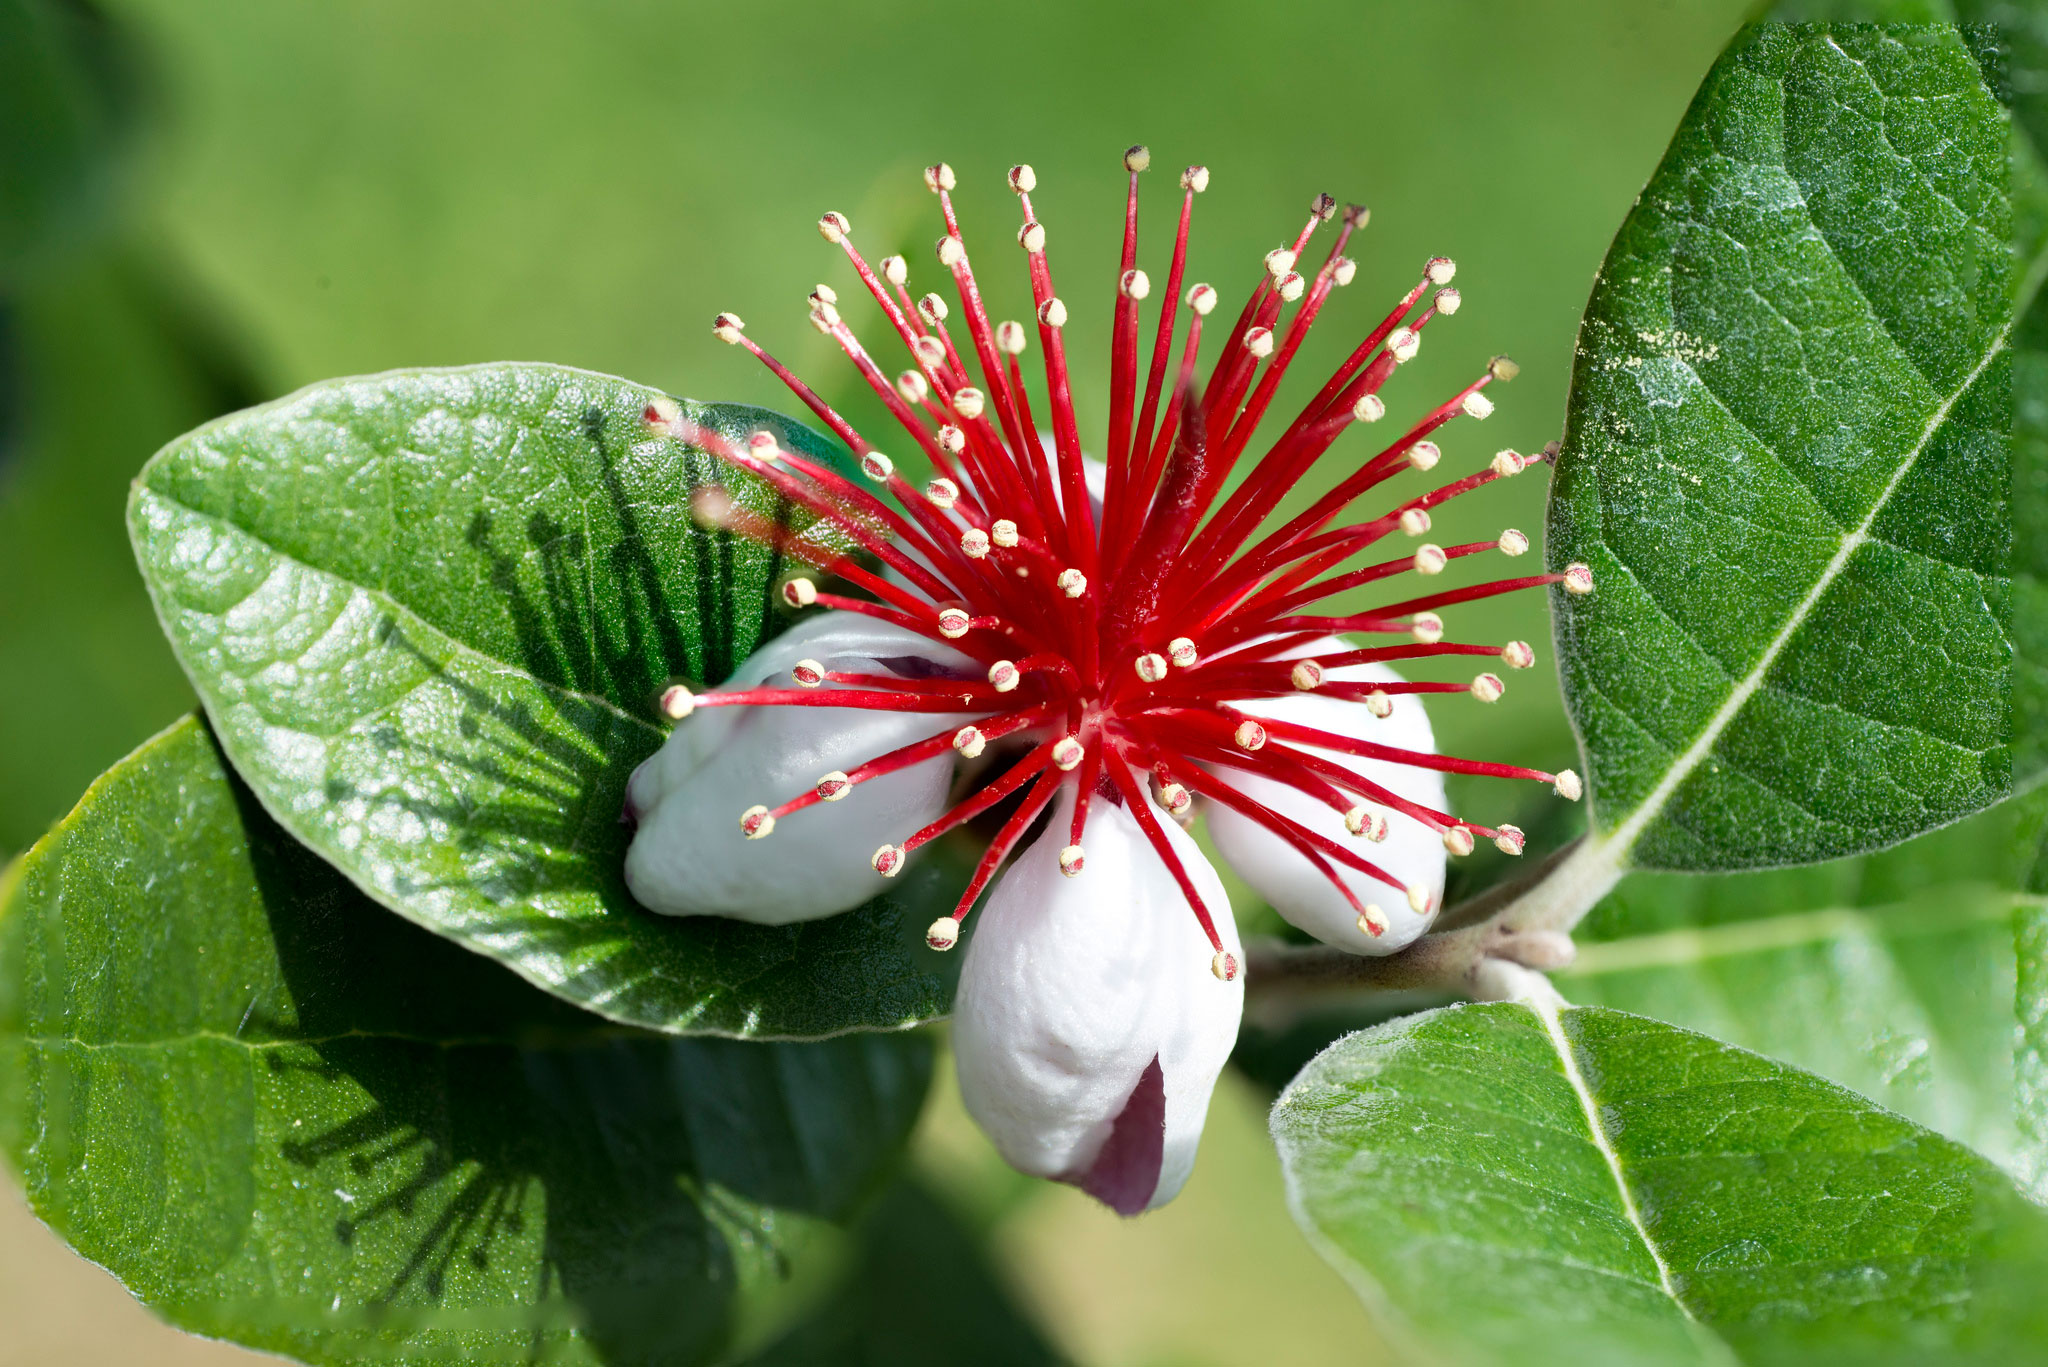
1274 1003 2048 1367
0 715 933 1366
128 362 962 1038
1550 24 2014 872
1565 793 2046 1175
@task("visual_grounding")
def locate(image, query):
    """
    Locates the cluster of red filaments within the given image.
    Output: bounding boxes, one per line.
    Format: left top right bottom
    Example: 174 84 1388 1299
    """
644 149 1590 979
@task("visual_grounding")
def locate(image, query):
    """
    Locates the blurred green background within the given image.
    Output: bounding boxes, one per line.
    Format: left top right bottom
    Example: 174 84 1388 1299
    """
1 0 1753 1362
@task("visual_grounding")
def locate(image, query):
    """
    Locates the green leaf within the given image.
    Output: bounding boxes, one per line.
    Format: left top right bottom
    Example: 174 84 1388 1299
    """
1563 794 2046 1175
1273 1003 2048 1367
1549 24 2015 873
0 715 933 1366
128 362 961 1038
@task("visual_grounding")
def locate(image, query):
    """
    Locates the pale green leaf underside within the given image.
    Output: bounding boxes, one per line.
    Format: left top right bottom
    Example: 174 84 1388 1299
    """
1566 792 2048 1179
1550 24 2015 872
0 717 932 1366
127 362 960 1038
1273 1003 2048 1367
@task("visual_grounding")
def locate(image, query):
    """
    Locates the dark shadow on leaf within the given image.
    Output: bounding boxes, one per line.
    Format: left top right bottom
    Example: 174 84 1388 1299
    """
224 758 927 1365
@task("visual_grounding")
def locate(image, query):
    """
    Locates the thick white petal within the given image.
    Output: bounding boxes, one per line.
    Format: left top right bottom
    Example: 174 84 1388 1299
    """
623 613 977 923
952 786 1242 1214
1206 644 1447 955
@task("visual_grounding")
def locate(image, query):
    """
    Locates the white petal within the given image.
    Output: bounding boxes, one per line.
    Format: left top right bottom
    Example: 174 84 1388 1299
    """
1206 643 1446 955
952 786 1242 1214
624 612 978 923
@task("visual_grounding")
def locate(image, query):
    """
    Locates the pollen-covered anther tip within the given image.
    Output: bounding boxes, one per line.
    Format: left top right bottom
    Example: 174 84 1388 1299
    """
1563 563 1596 595
1037 297 1067 328
1233 719 1268 751
1331 256 1357 287
1052 736 1085 771
1018 220 1047 254
1058 844 1086 877
817 211 850 243
923 163 956 193
1405 441 1441 473
817 771 852 802
1134 652 1169 684
659 684 696 720
1311 191 1338 221
991 519 1019 549
988 659 1020 692
1243 327 1275 358
951 387 987 421
960 527 991 559
1211 950 1240 982
1264 247 1298 280
1471 672 1505 703
1167 637 1199 668
1490 355 1520 382
880 254 909 287
1187 283 1218 315
953 725 986 758
1181 164 1210 193
1461 391 1494 421
1057 568 1088 598
995 320 1028 355
809 283 838 308
925 477 960 510
936 235 966 267
711 313 746 345
1155 781 1191 815
1352 394 1385 423
740 805 776 839
926 917 961 951
1364 689 1394 718
1494 824 1526 856
895 369 930 405
690 488 734 529
1491 450 1527 478
1120 268 1151 300
1425 256 1457 284
1406 884 1432 915
790 658 826 688
1399 508 1432 537
1434 287 1463 315
871 844 906 877
1502 640 1536 669
643 395 683 435
1414 543 1449 576
1357 905 1389 938
808 299 840 333
1125 144 1151 173
1277 271 1306 303
1345 805 1389 841
1008 163 1036 193
912 335 946 367
1291 660 1324 691
1410 612 1446 644
860 451 895 482
781 578 819 609
915 291 949 326
1387 327 1421 363
935 608 971 640
937 424 967 454
744 430 782 462
1554 769 1584 801
1443 825 1476 857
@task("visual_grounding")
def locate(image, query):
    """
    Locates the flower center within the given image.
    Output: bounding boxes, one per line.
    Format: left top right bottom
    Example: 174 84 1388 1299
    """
644 149 1591 968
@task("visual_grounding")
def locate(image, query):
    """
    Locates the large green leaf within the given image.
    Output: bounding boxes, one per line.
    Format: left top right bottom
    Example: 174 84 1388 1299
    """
1549 24 2015 873
1564 792 2046 1174
128 362 961 1038
0 715 932 1366
1273 1003 2048 1367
